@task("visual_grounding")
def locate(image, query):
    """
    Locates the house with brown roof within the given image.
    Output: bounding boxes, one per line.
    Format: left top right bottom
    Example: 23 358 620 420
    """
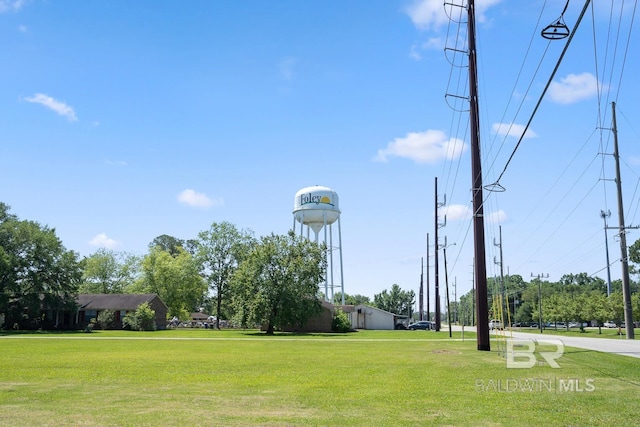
76 294 168 330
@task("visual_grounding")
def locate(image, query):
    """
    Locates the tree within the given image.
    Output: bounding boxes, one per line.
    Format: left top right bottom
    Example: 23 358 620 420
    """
79 248 139 294
558 273 606 294
231 232 325 335
373 284 415 316
197 222 255 329
333 292 370 305
607 291 625 325
137 247 207 320
0 205 81 329
122 302 156 331
149 234 185 257
458 289 476 326
582 291 608 333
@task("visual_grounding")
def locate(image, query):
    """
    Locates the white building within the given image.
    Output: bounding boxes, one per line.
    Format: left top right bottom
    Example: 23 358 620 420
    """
346 304 409 330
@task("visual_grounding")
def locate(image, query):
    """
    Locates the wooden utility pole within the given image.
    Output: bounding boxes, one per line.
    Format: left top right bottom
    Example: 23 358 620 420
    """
468 0 490 350
427 233 430 322
434 178 441 332
612 101 635 339
419 257 424 321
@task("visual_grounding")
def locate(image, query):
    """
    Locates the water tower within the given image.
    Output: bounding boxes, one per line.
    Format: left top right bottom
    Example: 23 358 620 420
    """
293 185 344 305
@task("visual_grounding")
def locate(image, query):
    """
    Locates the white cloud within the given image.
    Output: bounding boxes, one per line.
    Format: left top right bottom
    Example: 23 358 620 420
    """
476 0 503 24
486 209 507 224
24 93 78 122
89 233 119 249
548 73 601 104
409 44 422 61
439 204 471 221
374 130 467 164
405 0 449 31
405 0 502 30
278 57 297 81
437 204 506 224
492 122 537 138
177 189 222 208
0 0 27 13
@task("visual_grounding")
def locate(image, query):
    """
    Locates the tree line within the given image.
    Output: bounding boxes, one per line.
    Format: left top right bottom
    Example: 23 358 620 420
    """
453 273 640 330
0 203 325 334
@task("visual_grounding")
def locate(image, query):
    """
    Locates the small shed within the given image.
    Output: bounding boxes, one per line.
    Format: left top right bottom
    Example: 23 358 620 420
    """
76 294 168 330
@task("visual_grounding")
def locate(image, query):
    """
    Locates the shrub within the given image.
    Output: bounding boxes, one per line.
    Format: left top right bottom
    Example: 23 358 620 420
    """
122 302 156 331
96 310 115 330
332 308 351 333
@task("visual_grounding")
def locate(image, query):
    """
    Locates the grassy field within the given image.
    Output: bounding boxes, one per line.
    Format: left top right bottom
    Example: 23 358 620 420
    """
1 329 638 426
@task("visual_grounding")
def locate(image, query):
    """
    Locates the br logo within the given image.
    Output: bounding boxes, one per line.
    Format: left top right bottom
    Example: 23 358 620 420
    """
506 339 564 368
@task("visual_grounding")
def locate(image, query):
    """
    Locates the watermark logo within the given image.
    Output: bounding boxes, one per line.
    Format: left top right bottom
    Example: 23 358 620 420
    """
506 339 564 369
475 377 595 393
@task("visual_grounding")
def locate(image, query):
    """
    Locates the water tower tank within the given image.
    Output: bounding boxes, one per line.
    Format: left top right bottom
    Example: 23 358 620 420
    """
293 186 340 235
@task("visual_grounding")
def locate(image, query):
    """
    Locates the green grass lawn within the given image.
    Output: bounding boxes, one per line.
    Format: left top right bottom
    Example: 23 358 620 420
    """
1 329 638 426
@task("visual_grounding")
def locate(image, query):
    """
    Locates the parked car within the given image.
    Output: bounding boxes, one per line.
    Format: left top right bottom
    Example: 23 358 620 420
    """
408 321 433 330
603 321 617 328
489 320 503 330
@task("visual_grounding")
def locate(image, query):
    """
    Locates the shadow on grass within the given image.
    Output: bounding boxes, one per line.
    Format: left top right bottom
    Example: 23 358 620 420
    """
0 329 89 336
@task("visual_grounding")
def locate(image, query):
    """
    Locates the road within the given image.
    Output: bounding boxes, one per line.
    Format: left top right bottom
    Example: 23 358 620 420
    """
450 325 640 359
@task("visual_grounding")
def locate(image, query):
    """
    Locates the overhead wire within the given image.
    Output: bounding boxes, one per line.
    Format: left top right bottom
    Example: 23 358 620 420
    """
437 0 637 291
488 0 593 190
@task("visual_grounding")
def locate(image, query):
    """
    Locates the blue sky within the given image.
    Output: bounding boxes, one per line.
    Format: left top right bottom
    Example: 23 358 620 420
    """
2 1 639 311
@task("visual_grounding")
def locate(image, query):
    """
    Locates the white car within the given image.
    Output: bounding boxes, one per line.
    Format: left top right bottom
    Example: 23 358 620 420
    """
603 321 617 328
489 320 504 330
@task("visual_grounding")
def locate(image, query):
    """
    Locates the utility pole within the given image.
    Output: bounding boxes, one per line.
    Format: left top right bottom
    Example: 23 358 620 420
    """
468 0 490 350
453 277 457 324
471 258 475 327
434 177 445 332
426 233 430 322
531 273 549 333
600 210 612 296
494 226 506 324
442 238 455 338
419 257 424 321
611 101 635 339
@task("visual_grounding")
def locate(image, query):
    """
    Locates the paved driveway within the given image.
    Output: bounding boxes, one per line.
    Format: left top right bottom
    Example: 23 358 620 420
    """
506 329 640 359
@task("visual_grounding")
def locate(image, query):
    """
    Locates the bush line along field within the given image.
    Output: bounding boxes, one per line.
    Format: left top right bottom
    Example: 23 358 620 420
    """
1 329 638 426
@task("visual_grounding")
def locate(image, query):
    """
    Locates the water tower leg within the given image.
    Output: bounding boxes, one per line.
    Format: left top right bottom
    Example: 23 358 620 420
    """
338 217 345 306
329 222 335 303
323 211 329 301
